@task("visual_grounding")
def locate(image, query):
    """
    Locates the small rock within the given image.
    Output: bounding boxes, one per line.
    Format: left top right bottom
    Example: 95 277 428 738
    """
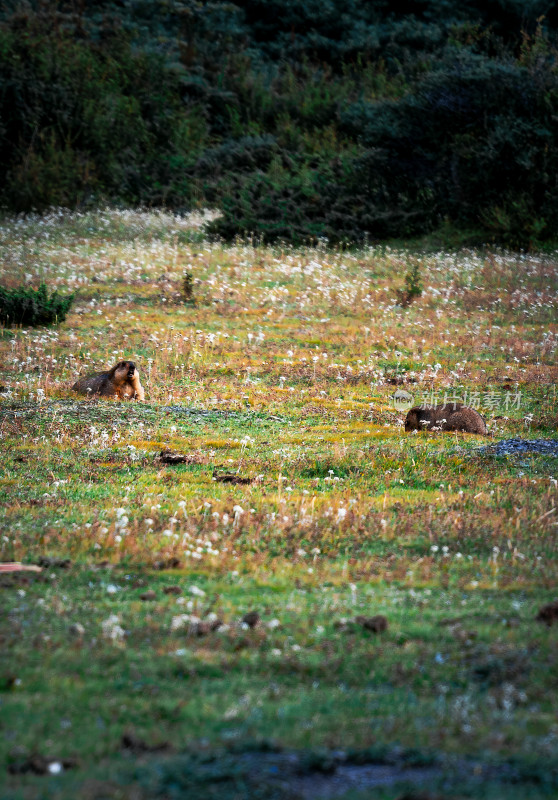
140 590 157 601
193 617 223 636
163 585 182 595
213 472 253 484
121 732 170 753
153 557 182 570
355 615 388 633
159 449 198 464
194 621 212 636
8 755 77 775
536 600 558 626
242 611 260 629
37 557 71 570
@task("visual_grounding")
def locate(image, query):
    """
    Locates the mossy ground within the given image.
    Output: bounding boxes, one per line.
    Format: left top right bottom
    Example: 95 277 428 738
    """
0 209 557 799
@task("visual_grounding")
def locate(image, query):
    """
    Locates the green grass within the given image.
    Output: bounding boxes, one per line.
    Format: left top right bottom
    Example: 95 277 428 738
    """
0 208 557 799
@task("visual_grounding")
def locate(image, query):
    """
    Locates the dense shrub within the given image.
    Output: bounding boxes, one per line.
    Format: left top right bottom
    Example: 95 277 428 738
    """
0 283 74 327
0 7 198 209
338 50 558 244
1 2 558 246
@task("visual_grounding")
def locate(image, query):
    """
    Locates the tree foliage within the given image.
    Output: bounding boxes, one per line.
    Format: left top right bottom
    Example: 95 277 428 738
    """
1 1 558 246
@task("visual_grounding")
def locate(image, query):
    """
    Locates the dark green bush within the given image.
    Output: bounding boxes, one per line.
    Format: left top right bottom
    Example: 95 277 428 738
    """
0 283 74 327
182 272 195 305
337 48 558 246
397 258 423 307
1 2 558 246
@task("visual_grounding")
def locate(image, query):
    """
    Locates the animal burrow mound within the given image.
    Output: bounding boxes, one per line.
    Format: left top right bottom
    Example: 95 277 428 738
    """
479 438 558 457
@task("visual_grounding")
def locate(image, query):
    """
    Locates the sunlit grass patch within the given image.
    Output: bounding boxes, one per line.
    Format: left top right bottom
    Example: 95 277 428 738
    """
368 488 461 507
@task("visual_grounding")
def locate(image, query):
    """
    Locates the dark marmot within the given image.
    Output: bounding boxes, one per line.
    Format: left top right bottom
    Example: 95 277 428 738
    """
404 403 487 434
72 360 145 401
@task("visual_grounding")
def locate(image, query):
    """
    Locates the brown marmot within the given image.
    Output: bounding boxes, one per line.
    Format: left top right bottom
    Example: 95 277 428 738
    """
404 403 487 434
72 360 145 401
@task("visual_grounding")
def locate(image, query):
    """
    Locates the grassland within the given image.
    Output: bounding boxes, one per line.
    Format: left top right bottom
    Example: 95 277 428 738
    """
0 209 557 799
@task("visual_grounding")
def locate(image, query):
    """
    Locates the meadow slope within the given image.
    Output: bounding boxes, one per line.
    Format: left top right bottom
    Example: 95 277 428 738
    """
1 209 557 799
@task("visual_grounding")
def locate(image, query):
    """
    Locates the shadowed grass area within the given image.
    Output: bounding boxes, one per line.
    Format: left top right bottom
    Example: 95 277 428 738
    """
0 209 557 799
